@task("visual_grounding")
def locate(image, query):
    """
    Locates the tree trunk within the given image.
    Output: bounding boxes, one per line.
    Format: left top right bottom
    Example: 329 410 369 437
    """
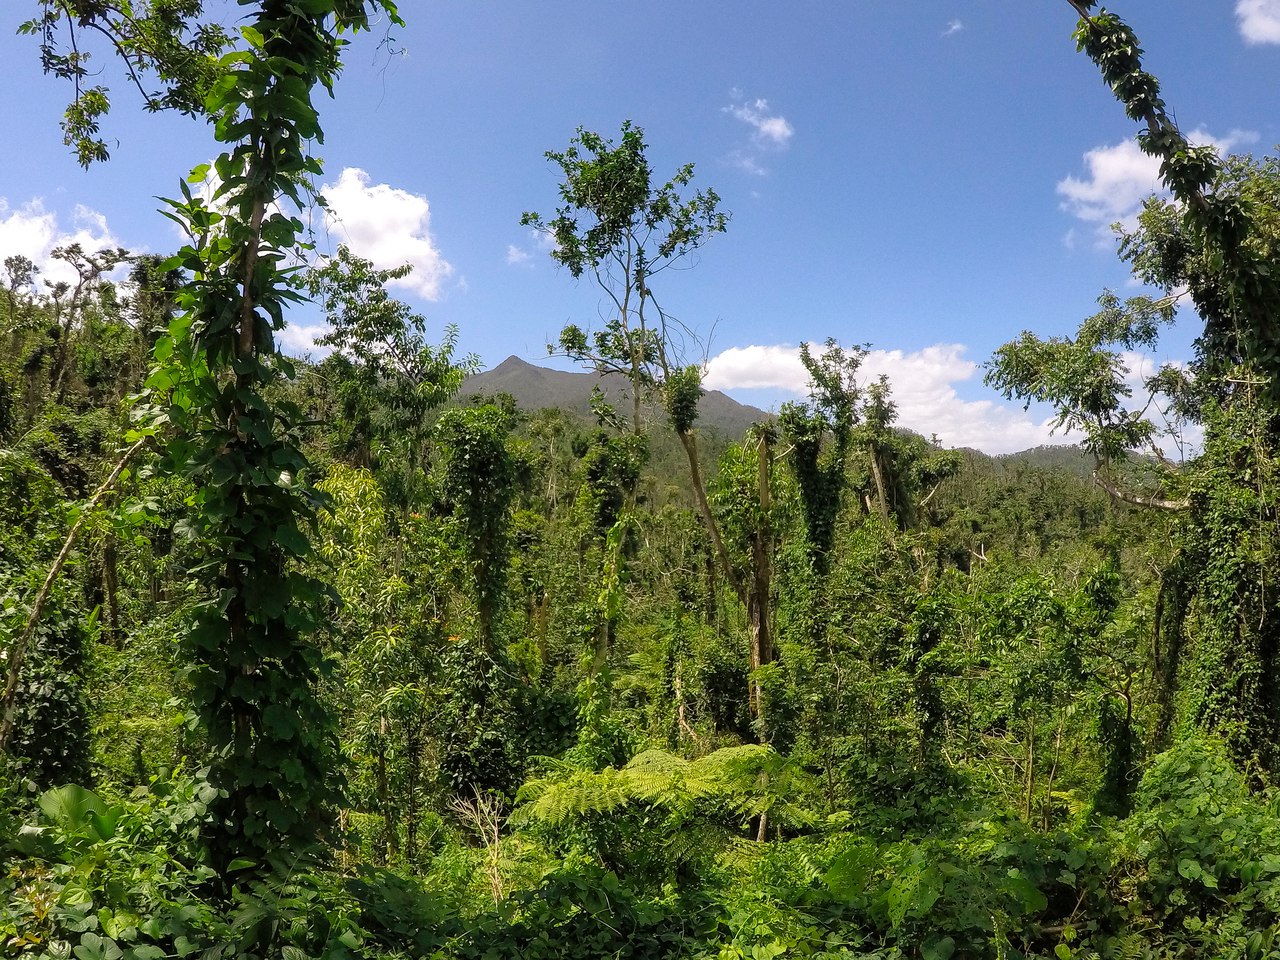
406 721 420 863
676 428 735 590
376 714 399 861
869 447 891 523
748 430 774 741
102 537 121 648
703 547 717 626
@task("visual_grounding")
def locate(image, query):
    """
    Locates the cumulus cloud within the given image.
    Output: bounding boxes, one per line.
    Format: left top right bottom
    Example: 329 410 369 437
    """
1237 0 1280 43
1057 128 1258 243
1056 139 1160 242
943 19 964 37
704 344 806 390
320 168 452 300
704 342 1068 455
725 97 794 147
0 198 125 289
276 320 330 356
506 244 532 265
722 93 793 178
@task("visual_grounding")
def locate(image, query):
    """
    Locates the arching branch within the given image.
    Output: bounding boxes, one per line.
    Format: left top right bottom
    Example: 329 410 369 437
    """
1091 469 1187 512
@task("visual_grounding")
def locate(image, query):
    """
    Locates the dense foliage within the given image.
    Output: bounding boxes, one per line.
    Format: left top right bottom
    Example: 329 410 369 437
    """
5 3 1280 959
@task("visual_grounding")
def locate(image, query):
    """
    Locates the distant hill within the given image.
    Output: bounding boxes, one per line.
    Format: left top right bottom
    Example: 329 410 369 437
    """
459 356 770 439
1000 444 1098 478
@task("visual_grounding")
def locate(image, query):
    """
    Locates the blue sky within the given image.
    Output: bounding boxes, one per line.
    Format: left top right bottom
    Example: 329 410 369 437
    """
2 1 1278 452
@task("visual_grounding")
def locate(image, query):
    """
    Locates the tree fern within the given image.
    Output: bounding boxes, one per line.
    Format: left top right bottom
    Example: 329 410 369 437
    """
513 745 816 831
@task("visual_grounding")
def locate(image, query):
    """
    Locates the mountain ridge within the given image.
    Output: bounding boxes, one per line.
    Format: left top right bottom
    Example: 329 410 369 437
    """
459 355 770 438
460 357 1103 466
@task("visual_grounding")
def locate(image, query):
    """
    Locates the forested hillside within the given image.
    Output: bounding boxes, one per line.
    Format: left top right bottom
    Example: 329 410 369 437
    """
5 3 1280 959
458 356 768 440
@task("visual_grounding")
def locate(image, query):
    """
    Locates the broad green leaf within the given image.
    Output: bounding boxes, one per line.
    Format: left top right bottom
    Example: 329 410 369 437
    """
39 784 106 828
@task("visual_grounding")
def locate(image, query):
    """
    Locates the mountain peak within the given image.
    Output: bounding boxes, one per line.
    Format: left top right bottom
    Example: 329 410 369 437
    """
460 357 767 438
490 355 539 374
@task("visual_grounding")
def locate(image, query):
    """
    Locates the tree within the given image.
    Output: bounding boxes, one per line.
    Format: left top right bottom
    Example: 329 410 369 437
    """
307 244 473 513
985 290 1189 511
779 340 867 575
20 1 230 166
434 399 525 652
522 124 795 750
708 427 780 746
1007 6 1280 776
522 123 732 575
522 122 728 439
25 0 407 866
1060 2 1280 390
524 123 735 617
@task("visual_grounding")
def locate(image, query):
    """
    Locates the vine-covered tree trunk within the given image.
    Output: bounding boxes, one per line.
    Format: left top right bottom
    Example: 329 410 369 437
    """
139 0 402 868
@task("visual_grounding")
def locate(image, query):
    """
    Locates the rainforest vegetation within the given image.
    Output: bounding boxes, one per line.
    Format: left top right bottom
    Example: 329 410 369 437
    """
5 2 1280 958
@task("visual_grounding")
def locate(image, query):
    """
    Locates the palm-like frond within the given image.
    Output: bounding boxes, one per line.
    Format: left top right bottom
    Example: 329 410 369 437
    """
512 745 817 831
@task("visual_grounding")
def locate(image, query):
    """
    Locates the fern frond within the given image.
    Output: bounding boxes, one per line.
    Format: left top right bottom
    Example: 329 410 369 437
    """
512 744 821 831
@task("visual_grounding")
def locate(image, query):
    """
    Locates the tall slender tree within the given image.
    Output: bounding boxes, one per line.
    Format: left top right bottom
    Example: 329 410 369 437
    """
26 0 405 865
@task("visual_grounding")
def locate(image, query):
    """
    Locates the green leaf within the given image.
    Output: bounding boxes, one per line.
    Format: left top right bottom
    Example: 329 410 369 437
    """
1003 874 1048 915
86 808 121 842
73 933 123 960
275 523 311 557
824 843 875 901
39 784 106 829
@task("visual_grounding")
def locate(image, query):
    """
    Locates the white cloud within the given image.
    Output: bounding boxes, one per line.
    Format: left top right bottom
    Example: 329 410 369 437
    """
320 167 452 300
943 19 964 37
1237 0 1280 43
0 198 125 289
727 150 768 177
705 343 806 390
725 97 794 147
1057 128 1259 243
276 320 329 356
704 342 1068 455
505 228 556 266
722 94 793 177
1056 139 1162 235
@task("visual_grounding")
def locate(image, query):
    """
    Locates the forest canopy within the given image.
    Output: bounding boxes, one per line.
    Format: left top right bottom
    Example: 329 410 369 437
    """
4 4 1280 959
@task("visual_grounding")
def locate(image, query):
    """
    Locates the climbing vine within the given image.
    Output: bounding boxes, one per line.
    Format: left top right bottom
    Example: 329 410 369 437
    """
1064 1 1280 388
130 0 403 864
1060 3 1280 777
